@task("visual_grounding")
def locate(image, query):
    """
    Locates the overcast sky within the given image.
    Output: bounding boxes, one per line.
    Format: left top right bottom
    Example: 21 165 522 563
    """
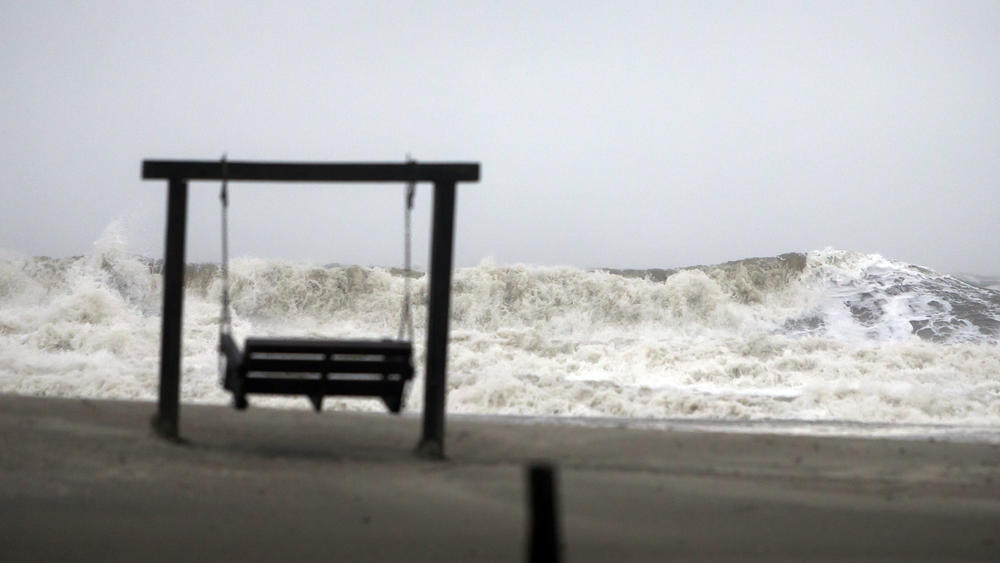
2 1 998 273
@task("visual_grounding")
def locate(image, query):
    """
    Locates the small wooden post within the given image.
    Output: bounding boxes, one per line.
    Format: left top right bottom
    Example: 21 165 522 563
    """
528 463 561 563
152 177 188 440
416 180 456 459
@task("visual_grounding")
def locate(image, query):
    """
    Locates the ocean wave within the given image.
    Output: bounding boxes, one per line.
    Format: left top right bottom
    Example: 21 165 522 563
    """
1 241 998 425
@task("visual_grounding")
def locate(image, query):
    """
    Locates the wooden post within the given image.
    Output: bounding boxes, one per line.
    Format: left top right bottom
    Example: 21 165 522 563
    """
528 464 561 563
152 177 188 441
416 180 456 459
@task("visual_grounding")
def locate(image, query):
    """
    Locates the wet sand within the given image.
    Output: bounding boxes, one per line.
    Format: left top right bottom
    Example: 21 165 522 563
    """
1 394 998 561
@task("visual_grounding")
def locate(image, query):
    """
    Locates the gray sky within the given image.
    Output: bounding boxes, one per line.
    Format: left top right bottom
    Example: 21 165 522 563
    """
2 1 998 273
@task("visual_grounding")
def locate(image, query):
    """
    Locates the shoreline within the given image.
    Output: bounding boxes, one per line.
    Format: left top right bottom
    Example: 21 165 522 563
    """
453 412 1000 444
13 393 1000 444
2 393 999 561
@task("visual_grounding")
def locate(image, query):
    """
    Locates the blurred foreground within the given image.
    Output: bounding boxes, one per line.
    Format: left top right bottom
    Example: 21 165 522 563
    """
1 394 998 561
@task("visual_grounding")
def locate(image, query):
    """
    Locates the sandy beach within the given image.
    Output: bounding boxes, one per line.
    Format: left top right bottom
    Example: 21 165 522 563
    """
1 394 998 561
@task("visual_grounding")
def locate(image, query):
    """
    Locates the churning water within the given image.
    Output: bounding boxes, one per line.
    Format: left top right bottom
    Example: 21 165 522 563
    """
2 233 998 434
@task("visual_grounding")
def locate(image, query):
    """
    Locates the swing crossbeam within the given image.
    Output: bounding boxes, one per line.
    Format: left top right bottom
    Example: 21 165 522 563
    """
143 160 479 183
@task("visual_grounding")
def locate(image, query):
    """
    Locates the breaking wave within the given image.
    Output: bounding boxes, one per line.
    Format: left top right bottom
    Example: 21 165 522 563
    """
1 234 998 426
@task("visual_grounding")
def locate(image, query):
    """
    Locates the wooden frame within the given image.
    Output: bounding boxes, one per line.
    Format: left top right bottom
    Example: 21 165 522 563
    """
143 159 480 458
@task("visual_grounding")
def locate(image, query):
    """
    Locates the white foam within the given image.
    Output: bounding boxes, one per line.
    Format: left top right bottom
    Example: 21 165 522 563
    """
1 243 998 429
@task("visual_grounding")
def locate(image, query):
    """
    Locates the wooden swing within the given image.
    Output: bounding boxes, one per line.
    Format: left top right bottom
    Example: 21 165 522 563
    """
216 156 417 413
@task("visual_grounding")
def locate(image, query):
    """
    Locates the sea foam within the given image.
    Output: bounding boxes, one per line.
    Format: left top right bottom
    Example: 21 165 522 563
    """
1 239 998 426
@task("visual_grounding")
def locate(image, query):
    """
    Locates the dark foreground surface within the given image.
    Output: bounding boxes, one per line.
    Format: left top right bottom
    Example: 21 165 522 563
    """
1 394 998 562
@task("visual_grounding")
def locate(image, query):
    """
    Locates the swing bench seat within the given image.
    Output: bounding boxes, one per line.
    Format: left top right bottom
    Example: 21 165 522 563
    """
219 334 413 413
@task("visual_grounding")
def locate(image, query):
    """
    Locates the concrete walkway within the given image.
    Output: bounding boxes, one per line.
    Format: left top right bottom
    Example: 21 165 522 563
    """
1 395 998 561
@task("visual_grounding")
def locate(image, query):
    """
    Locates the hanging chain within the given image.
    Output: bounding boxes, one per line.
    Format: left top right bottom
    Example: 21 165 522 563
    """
398 156 416 341
219 154 232 337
